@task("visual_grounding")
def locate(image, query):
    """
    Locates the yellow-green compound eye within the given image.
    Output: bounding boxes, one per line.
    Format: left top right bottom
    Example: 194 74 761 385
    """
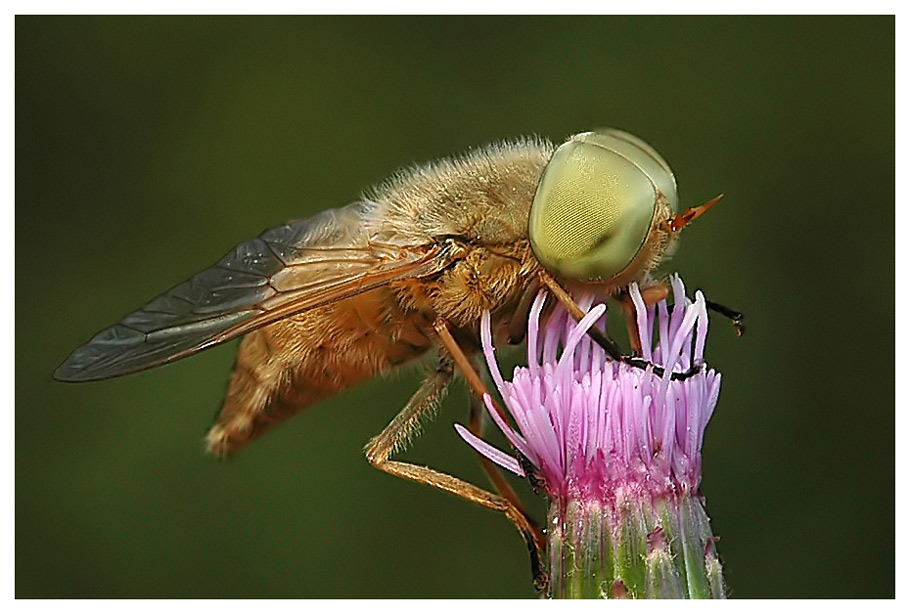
529 130 678 281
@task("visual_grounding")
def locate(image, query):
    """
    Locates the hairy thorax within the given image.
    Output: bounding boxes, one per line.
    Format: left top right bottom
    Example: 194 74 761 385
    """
207 140 554 455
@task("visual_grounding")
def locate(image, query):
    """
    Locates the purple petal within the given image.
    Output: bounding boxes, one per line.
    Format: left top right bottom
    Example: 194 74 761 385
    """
454 424 524 476
693 291 708 363
458 275 721 500
527 291 547 378
630 283 653 362
555 303 606 379
480 311 508 398
482 393 534 462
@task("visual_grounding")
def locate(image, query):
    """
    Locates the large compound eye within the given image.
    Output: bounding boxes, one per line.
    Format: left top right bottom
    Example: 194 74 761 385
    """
529 130 678 281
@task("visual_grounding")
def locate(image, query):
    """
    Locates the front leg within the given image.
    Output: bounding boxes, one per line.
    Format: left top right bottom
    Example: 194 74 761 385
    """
617 282 745 338
538 270 703 381
704 297 746 336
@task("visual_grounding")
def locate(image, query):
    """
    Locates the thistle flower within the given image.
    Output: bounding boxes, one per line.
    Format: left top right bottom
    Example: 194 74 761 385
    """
456 275 725 599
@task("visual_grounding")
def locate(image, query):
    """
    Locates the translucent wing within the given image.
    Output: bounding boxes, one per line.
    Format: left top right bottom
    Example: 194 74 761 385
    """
55 201 452 382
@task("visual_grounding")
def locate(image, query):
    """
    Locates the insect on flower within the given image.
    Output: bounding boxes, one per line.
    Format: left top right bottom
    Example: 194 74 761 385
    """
55 129 734 589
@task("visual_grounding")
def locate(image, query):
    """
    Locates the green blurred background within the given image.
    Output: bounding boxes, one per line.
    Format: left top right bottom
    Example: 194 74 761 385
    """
16 16 894 598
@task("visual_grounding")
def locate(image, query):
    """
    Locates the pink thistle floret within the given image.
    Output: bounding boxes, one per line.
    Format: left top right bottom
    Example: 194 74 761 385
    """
455 275 721 504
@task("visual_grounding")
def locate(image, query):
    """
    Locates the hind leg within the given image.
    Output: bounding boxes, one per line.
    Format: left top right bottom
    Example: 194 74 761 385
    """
364 340 548 590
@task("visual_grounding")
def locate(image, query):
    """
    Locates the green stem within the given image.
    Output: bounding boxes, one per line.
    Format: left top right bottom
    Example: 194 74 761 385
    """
546 490 725 599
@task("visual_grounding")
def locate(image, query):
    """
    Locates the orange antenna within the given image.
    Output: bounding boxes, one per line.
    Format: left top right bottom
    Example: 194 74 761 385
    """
665 193 724 233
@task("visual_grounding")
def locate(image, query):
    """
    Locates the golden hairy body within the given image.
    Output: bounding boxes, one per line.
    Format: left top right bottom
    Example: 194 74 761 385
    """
56 133 683 458
56 129 710 588
209 139 557 455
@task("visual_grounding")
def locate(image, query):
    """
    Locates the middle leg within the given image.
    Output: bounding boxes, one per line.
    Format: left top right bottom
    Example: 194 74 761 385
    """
466 375 544 548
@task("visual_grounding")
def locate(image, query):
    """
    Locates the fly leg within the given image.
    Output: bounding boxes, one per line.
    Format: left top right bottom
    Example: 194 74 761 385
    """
507 277 542 345
465 370 545 549
617 283 670 356
434 318 547 589
536 270 625 361
618 283 745 340
537 271 702 381
364 355 454 463
364 342 548 591
703 297 746 336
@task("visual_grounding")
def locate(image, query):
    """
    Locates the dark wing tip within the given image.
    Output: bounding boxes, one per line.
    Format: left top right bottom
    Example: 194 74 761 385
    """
53 360 79 382
53 343 125 383
53 357 100 382
53 310 263 384
52 324 150 383
53 361 94 383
